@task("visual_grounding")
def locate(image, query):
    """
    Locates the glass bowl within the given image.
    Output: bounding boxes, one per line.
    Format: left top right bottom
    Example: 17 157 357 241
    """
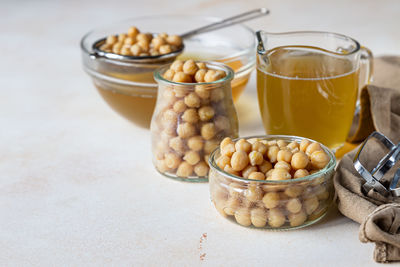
208 135 336 230
80 15 256 128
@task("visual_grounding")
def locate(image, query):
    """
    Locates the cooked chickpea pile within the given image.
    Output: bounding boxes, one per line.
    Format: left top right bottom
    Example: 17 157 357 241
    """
210 137 333 228
100 26 183 57
152 60 238 179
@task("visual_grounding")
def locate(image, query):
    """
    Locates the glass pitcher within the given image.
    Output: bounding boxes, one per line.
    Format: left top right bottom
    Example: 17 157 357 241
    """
256 31 373 150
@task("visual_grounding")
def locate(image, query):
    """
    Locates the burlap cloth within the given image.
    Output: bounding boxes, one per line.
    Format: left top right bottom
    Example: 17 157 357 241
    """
334 56 400 263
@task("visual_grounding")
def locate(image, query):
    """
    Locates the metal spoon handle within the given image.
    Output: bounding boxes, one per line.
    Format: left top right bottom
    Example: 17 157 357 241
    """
180 8 269 39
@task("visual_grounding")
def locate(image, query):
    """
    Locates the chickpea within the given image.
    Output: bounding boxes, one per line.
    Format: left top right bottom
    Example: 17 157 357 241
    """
225 197 241 215
183 150 201 165
120 45 132 56
262 192 280 209
242 165 258 179
288 210 307 227
155 159 169 173
201 123 216 140
184 93 201 108
194 85 210 99
196 62 207 69
249 151 263 166
166 35 183 47
274 161 291 172
215 70 227 79
187 136 203 151
268 208 286 228
221 143 235 157
265 169 274 179
162 88 177 105
162 109 178 124
293 169 310 179
251 208 268 228
138 40 150 51
194 69 207 83
234 208 252 227
198 106 215 121
151 37 166 50
304 196 319 215
210 88 224 102
252 141 268 155
204 155 210 165
150 50 160 56
228 182 243 198
112 42 122 54
204 70 219 83
291 151 309 170
214 116 230 131
106 35 118 45
169 136 185 154
123 37 135 45
164 152 181 169
176 161 194 177
305 142 323 156
220 137 233 149
287 141 299 150
277 150 293 163
173 72 192 83
277 140 287 148
214 199 228 218
118 33 127 43
231 150 249 171
311 150 330 169
177 122 196 138
171 60 184 72
268 140 277 146
181 109 199 123
314 185 330 200
267 145 279 163
217 155 231 169
235 139 252 153
244 184 263 202
224 165 240 176
127 26 139 38
300 139 311 152
259 160 273 173
203 139 219 154
158 32 168 39
130 44 142 56
171 100 186 113
270 168 291 180
139 52 149 57
284 185 304 198
181 59 199 76
163 69 175 81
291 147 300 154
173 87 188 98
100 43 112 52
194 161 209 177
159 44 172 55
248 172 265 181
136 33 151 43
286 198 302 213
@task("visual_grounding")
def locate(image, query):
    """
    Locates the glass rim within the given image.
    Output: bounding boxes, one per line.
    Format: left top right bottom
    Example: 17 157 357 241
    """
154 61 234 86
256 30 361 56
208 134 337 184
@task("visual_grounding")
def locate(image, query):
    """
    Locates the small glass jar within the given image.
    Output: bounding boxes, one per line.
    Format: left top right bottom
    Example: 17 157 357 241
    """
151 62 239 182
208 135 336 230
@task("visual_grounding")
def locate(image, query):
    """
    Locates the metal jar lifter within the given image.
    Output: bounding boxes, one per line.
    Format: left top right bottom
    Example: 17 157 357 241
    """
353 131 400 197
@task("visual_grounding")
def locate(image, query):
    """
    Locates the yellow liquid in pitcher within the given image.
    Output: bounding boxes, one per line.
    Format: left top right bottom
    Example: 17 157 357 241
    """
257 46 359 149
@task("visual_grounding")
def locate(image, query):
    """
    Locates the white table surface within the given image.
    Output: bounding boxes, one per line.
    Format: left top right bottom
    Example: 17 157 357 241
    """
1 0 400 266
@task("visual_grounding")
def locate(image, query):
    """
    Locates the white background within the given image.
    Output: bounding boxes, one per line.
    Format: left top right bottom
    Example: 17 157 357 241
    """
1 0 399 266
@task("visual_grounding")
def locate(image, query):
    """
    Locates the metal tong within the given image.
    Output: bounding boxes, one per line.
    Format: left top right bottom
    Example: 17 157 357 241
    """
353 131 400 197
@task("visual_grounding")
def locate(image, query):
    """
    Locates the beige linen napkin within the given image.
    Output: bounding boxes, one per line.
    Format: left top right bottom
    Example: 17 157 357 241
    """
334 56 400 263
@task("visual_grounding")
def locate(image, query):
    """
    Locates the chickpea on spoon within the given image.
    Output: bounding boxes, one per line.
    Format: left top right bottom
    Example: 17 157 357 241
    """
92 8 269 63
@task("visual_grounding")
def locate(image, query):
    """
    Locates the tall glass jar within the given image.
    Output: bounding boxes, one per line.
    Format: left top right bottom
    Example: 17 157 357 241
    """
151 62 239 182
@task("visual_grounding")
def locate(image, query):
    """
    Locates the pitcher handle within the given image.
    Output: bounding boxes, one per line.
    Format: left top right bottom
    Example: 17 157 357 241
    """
360 46 374 87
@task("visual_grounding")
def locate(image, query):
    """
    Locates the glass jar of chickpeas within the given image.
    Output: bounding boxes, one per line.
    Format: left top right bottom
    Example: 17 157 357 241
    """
208 135 336 230
151 60 239 182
